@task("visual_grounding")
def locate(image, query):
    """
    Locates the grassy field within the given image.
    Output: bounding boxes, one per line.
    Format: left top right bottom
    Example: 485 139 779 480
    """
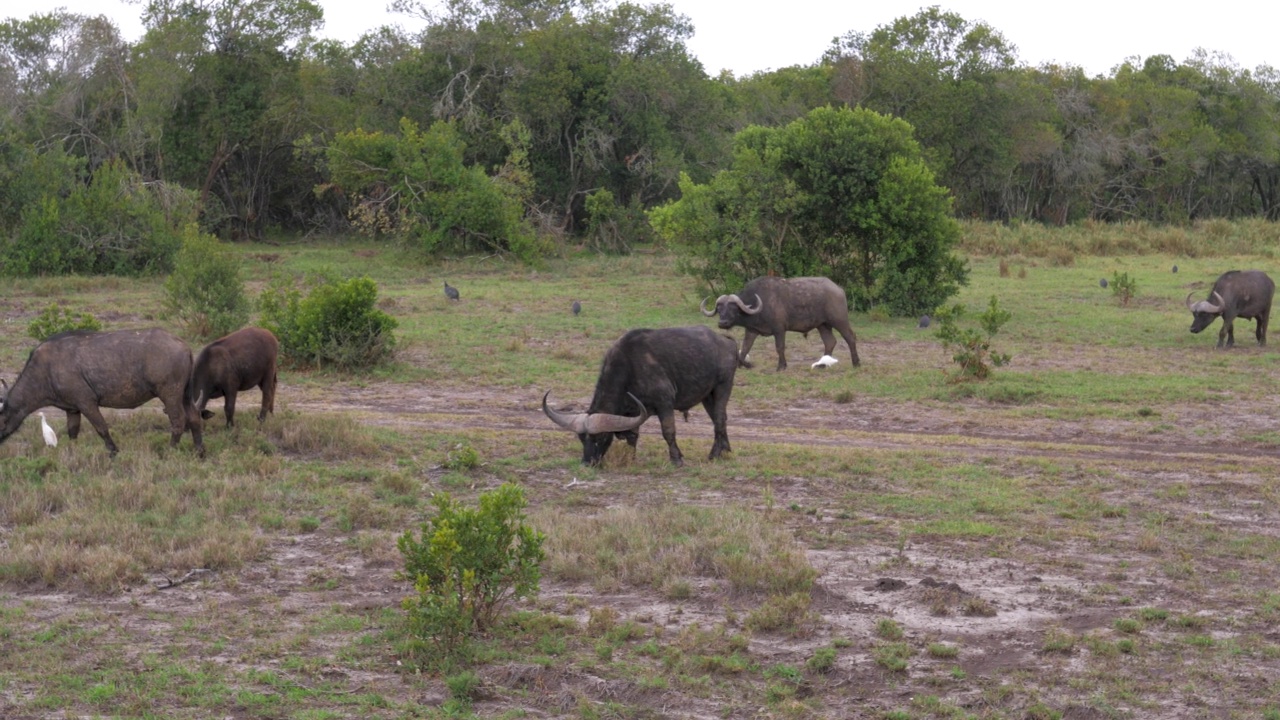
3 223 1280 718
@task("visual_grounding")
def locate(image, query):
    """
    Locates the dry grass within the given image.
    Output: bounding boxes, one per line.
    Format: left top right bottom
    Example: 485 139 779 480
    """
533 503 818 595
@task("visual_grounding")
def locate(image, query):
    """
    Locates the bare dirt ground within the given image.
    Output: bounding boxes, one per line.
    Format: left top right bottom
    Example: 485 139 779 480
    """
6 355 1280 718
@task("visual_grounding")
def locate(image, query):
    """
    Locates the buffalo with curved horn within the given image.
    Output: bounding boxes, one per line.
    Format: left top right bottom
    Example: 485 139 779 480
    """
702 276 860 370
1185 270 1274 348
543 326 740 466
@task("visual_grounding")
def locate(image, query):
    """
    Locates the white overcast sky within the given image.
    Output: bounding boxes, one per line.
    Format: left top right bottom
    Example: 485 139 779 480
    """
21 0 1280 77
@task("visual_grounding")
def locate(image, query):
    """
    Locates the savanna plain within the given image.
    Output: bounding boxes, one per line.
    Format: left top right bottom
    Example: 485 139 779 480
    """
4 221 1280 719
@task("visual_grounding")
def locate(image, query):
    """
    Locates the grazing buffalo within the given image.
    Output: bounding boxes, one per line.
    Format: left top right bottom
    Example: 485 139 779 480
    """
192 327 279 427
1186 270 1275 348
542 325 739 466
702 276 860 370
0 329 204 457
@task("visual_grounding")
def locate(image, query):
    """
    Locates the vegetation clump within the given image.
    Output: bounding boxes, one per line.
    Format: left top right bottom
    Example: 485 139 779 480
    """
27 303 101 341
934 295 1013 381
259 273 398 371
163 226 250 340
397 484 545 668
650 105 968 316
1111 270 1138 306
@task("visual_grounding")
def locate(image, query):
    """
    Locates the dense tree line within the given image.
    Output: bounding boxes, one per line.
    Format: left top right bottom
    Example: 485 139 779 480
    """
1 1 1277 261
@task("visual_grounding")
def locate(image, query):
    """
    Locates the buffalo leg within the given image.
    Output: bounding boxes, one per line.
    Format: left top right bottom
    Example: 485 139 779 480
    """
1258 311 1270 346
1219 318 1235 348
165 397 205 458
79 405 119 456
223 390 238 427
259 372 277 421
702 396 731 459
66 410 82 440
657 410 684 466
772 334 788 371
739 330 760 368
835 322 860 366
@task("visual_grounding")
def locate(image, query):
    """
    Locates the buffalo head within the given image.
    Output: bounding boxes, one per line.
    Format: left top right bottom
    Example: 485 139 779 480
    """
700 294 763 330
542 391 648 466
1186 290 1225 334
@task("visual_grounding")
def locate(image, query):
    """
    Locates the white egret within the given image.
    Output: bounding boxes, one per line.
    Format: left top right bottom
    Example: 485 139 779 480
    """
38 411 57 447
811 355 838 369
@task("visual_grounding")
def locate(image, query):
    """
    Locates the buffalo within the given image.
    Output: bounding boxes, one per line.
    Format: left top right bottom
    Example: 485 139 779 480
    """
1186 270 1275 348
542 325 739 466
0 328 204 457
702 276 860 370
192 327 280 427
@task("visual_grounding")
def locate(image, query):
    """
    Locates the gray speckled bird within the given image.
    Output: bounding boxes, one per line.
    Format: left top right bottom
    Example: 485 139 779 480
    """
1099 278 1108 288
572 300 581 316
444 281 460 301
918 315 930 329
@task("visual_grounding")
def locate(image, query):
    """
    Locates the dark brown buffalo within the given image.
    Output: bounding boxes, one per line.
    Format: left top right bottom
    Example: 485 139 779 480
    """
191 327 279 427
542 325 739 467
1186 270 1275 348
702 276 860 370
0 328 204 456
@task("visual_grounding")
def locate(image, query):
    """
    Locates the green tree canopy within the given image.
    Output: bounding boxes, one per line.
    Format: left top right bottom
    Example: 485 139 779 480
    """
650 105 967 316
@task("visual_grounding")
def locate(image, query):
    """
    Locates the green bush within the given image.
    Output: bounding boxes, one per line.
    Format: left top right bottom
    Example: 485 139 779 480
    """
1111 271 1138 306
0 159 194 277
27 304 102 341
397 484 545 665
935 295 1013 381
259 274 397 370
163 226 250 340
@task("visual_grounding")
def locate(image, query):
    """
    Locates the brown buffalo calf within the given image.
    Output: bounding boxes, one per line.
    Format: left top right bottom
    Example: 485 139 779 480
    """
192 327 279 427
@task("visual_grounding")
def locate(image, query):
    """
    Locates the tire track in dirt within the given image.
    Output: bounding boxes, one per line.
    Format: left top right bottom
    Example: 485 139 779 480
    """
282 382 1280 469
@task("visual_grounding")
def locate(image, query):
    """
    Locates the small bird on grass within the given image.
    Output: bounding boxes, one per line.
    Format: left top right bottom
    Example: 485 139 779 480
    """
572 300 581 316
918 314 931 329
1099 278 1109 288
38 411 57 448
444 281 460 301
1172 265 1179 273
811 354 839 369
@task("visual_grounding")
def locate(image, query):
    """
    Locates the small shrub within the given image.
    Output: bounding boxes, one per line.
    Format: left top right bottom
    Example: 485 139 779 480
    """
27 304 101 341
163 226 250 340
444 442 480 471
875 618 904 640
444 670 480 702
397 484 545 665
1042 627 1075 653
745 592 814 634
259 273 398 370
1111 271 1138 306
998 257 1010 277
806 646 837 673
934 295 1012 381
873 642 913 671
927 643 959 659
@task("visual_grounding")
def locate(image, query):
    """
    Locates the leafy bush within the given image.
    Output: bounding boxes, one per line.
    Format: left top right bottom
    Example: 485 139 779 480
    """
323 118 549 263
650 106 967 316
934 295 1013 381
27 304 102 341
0 159 195 277
1111 271 1138 306
397 484 545 665
163 226 250 340
258 274 397 370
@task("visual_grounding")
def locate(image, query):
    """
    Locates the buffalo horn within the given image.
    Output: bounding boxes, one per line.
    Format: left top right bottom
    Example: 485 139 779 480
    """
542 391 648 434
733 294 763 314
1186 290 1224 314
700 295 726 317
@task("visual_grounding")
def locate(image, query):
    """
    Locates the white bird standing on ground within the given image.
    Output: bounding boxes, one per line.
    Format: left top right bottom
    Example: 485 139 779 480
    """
811 355 839 369
38 411 57 447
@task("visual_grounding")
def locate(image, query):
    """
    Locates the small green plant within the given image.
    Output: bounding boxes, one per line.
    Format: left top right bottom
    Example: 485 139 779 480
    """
444 442 480 471
27 303 101 341
1113 618 1142 634
927 643 959 659
744 592 813 634
873 642 913 672
397 483 545 666
259 273 398 370
934 295 1012 381
444 670 480 703
806 646 837 673
1111 271 1138 306
875 618 904 640
1042 627 1075 653
163 226 250 340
